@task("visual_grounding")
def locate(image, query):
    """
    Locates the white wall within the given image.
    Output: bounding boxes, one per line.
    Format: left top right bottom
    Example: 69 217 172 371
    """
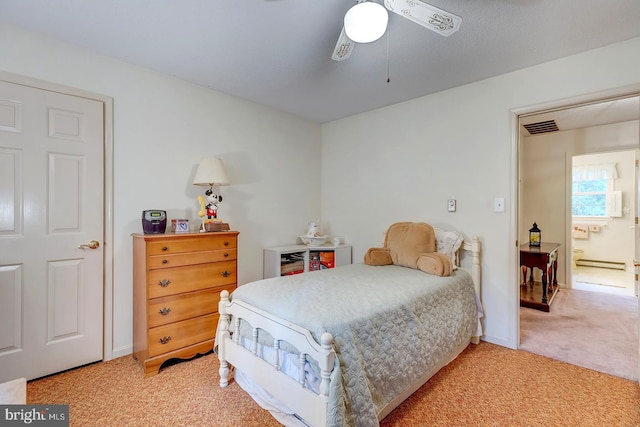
0 24 322 357
2 22 640 355
521 126 638 285
321 37 640 348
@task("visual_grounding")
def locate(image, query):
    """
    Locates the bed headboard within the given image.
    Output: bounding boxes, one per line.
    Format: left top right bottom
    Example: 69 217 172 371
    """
460 235 481 301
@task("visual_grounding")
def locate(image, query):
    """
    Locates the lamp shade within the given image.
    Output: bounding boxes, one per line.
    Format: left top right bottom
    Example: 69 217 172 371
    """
344 2 388 43
193 157 230 187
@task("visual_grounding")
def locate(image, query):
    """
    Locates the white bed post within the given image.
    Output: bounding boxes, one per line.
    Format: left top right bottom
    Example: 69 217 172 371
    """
319 332 336 397
470 235 481 297
470 236 481 345
218 290 231 387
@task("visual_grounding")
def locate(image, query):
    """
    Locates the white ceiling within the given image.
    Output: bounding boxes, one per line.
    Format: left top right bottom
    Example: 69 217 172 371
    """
1 0 640 123
520 96 640 136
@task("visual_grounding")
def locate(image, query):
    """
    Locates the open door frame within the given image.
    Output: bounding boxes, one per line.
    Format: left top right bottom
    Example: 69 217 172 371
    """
512 89 640 356
636 148 640 385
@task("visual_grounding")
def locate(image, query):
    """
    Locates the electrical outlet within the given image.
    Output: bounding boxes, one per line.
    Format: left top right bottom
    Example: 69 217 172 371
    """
447 199 456 212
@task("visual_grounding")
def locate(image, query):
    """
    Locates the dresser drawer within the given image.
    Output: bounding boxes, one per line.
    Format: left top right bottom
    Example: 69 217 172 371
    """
148 260 236 299
148 248 236 269
148 314 218 358
148 285 235 328
148 236 237 256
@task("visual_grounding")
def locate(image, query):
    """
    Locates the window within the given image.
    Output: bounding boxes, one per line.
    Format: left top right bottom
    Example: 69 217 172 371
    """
572 163 618 218
572 178 609 216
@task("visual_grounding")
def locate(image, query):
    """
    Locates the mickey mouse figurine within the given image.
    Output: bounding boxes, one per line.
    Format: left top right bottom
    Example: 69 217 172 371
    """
197 189 223 231
204 189 222 219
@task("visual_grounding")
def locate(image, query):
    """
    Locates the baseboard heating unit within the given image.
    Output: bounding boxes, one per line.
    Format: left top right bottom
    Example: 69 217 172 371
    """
575 259 626 270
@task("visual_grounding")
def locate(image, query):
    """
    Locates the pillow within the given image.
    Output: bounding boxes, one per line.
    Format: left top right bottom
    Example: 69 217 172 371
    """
385 222 436 269
434 228 464 267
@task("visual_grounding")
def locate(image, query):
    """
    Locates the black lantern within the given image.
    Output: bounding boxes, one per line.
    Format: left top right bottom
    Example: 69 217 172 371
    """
529 222 541 247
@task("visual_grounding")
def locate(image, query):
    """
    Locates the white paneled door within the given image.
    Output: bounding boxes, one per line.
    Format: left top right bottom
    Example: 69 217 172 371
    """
0 80 104 381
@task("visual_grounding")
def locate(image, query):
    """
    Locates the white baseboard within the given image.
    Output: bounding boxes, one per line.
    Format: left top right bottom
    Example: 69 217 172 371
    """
108 345 132 360
480 334 515 349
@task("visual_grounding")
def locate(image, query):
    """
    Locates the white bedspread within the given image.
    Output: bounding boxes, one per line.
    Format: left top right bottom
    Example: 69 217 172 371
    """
229 263 479 427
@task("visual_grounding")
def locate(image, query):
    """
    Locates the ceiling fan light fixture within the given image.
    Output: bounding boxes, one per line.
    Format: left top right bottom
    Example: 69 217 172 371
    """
344 2 389 43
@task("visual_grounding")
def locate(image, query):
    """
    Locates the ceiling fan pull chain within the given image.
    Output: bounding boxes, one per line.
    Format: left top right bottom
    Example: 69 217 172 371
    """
386 24 391 83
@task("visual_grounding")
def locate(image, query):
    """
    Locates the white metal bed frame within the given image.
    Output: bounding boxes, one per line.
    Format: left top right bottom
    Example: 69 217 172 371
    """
217 236 481 426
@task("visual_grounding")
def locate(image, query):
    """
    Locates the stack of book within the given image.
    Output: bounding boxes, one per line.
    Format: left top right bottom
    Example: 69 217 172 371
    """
280 252 305 275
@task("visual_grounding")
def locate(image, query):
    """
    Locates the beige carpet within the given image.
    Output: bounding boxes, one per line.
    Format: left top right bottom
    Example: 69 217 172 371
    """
520 287 639 381
27 342 640 426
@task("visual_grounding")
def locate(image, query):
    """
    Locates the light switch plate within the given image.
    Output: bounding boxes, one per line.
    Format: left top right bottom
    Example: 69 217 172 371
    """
494 197 505 212
447 199 456 212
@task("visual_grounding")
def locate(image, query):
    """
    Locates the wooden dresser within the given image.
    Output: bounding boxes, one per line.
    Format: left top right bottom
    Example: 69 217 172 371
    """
132 231 239 377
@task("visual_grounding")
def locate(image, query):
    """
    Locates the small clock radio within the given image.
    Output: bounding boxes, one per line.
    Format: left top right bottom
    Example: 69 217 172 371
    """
142 210 167 234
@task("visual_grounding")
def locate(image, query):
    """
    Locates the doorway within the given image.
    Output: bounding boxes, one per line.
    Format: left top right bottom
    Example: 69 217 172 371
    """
516 94 640 380
570 150 637 297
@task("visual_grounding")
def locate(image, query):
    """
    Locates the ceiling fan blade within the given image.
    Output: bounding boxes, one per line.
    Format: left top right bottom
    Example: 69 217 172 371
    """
331 26 355 61
384 0 461 36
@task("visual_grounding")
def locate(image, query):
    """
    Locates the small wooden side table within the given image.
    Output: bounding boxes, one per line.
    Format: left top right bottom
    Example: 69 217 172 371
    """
519 242 560 312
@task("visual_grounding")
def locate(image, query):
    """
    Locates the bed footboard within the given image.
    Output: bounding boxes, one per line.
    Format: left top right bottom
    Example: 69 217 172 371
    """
218 290 336 427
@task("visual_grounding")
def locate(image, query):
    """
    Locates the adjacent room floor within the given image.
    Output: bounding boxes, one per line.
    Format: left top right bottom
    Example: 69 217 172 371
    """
571 265 636 297
519 267 638 381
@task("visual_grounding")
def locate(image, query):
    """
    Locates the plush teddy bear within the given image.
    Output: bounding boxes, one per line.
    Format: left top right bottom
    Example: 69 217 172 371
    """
364 222 453 276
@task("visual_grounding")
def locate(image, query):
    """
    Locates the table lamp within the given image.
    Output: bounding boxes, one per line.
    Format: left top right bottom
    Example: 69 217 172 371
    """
193 157 230 232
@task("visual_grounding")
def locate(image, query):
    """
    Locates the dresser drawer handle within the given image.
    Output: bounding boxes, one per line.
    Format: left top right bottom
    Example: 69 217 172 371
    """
221 270 231 277
158 279 171 287
159 336 172 345
159 307 171 316
162 259 168 264
162 246 168 251
224 241 229 246
224 252 229 258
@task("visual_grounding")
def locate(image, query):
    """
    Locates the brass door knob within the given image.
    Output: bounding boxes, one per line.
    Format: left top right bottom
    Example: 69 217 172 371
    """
78 240 100 249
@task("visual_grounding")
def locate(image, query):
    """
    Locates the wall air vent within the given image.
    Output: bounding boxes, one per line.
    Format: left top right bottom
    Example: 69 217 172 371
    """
522 120 559 135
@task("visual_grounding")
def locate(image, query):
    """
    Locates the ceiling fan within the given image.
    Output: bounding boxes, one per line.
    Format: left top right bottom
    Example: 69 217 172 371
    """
331 0 462 61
